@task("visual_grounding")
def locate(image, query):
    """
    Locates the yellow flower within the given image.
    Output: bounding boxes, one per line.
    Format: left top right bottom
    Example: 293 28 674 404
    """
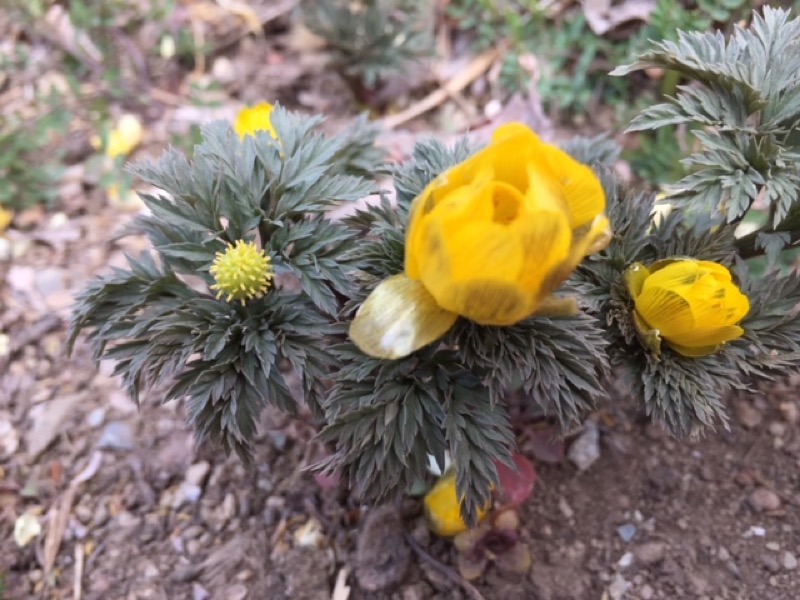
625 259 749 357
234 102 276 139
102 114 144 159
350 122 611 359
209 240 273 304
0 207 13 232
424 470 489 537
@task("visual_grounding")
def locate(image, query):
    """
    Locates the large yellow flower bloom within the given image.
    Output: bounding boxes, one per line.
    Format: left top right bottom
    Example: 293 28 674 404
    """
234 102 276 139
350 122 610 359
625 259 749 357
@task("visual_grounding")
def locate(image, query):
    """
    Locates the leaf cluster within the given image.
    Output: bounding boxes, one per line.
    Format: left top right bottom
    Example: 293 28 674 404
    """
300 0 434 90
0 109 67 210
614 7 800 242
69 107 379 458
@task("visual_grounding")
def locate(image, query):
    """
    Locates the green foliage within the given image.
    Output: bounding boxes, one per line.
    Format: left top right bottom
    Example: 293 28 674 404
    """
300 0 434 93
0 107 68 210
69 108 378 458
615 7 800 237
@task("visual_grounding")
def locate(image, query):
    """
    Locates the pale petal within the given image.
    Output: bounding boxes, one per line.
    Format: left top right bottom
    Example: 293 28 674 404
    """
349 274 458 359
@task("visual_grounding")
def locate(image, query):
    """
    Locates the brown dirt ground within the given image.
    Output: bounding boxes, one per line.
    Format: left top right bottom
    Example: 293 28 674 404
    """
2 4 800 600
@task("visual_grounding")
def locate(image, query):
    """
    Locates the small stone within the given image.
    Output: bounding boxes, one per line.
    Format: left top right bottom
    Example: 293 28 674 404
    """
402 582 432 600
718 546 730 561
761 554 780 573
143 562 160 578
221 493 236 522
749 487 781 512
224 583 247 600
769 422 786 438
617 523 636 543
86 408 106 428
0 413 20 459
356 506 410 591
172 482 202 507
778 402 798 424
618 552 633 568
735 401 762 429
185 462 211 486
766 541 780 552
743 525 766 538
640 583 654 600
97 421 135 451
558 497 574 519
115 511 140 528
186 540 201 555
608 573 630 600
782 552 798 571
634 542 666 565
568 420 600 472
35 267 68 298
192 583 209 600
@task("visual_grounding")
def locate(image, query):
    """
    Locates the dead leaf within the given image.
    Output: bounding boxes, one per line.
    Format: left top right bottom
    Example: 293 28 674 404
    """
25 394 83 459
380 45 504 130
42 452 102 577
331 568 350 600
14 509 43 547
582 0 655 35
41 5 103 66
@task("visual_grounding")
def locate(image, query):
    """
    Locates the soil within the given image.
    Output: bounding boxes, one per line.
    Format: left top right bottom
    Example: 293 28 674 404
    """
2 3 799 600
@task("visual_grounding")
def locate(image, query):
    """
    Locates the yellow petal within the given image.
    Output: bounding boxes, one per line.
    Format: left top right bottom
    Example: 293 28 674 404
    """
405 164 494 280
666 324 746 357
537 143 606 228
0 207 13 232
642 260 701 297
635 287 694 336
424 470 488 537
666 324 745 348
234 102 276 139
432 279 530 326
106 114 143 159
349 274 458 359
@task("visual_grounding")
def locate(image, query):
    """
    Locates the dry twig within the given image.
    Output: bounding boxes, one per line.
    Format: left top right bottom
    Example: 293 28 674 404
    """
380 45 503 130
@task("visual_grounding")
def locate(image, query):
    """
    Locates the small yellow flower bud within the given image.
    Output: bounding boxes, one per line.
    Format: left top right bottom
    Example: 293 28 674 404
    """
625 258 749 357
424 470 489 537
209 240 273 304
234 102 276 139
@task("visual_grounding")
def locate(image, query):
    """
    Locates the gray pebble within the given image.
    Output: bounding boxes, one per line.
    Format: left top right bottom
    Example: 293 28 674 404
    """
749 487 781 512
761 554 780 573
634 542 666 565
97 421 135 451
782 551 798 571
568 420 600 471
617 523 636 543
